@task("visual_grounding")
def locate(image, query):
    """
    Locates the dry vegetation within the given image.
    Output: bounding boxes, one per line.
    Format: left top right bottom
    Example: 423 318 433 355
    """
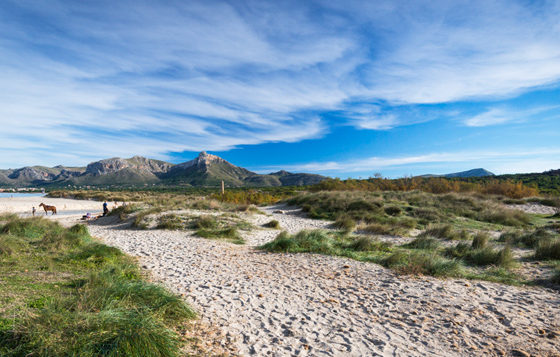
48 186 560 286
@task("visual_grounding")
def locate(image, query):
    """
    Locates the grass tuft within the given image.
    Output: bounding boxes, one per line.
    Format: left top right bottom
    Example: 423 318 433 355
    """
263 220 281 229
382 251 461 277
404 236 440 250
534 239 560 260
471 233 489 249
333 216 356 232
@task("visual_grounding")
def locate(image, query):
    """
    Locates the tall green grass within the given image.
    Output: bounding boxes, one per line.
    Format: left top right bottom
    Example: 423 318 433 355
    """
0 216 196 356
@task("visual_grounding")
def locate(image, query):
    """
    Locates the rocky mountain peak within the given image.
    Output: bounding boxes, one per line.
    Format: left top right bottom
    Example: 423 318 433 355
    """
86 158 130 176
174 151 227 170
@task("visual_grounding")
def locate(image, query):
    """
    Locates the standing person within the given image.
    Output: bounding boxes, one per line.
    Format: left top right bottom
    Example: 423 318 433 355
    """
103 201 109 216
32 206 36 217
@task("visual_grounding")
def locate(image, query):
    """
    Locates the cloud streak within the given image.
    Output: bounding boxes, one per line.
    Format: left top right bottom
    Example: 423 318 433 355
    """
257 148 560 176
0 0 560 168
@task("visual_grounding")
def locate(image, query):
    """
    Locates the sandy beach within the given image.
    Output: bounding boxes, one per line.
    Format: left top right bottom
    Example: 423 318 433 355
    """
0 196 106 216
4 198 560 356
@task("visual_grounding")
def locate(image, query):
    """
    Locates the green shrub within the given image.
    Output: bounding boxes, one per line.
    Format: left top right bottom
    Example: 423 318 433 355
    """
496 246 515 268
382 251 461 277
193 215 218 229
261 231 295 252
333 216 356 231
552 268 560 284
471 233 489 249
196 226 244 244
156 214 183 230
0 235 20 256
263 220 281 229
384 206 402 216
109 204 141 220
505 228 556 248
362 223 392 235
534 239 560 260
478 208 531 227
466 247 500 266
261 230 335 254
419 224 458 240
498 230 523 243
404 236 440 250
347 236 390 252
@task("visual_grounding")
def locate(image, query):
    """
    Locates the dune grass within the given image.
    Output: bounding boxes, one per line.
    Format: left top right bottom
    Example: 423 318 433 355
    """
0 216 196 356
191 215 245 244
263 219 281 229
260 229 526 284
287 191 534 236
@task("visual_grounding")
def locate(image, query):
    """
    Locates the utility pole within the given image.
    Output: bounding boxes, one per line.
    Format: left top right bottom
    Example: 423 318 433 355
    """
221 180 225 201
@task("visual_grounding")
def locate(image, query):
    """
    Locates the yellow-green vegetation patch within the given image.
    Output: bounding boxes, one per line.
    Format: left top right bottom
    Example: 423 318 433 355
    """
191 215 247 244
260 227 558 286
287 191 537 237
0 216 196 356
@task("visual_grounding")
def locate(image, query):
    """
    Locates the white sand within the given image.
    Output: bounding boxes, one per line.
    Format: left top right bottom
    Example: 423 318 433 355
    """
4 198 559 356
0 196 104 216
506 203 558 215
89 206 560 357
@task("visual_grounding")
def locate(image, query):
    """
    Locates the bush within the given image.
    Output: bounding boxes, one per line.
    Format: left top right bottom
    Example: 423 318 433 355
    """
471 233 489 249
347 236 390 252
333 216 356 231
384 206 402 216
382 251 461 277
419 225 459 240
193 216 218 229
263 220 281 229
478 208 531 227
362 223 392 235
534 239 560 260
404 236 440 250
156 214 183 230
261 231 295 252
498 230 523 244
504 228 556 248
0 235 20 256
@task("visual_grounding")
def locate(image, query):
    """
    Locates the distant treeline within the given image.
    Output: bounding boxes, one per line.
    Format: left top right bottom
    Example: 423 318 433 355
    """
310 177 540 198
463 170 560 196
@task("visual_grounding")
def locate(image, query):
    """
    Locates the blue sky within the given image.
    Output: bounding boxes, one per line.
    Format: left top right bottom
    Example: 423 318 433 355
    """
1 0 560 178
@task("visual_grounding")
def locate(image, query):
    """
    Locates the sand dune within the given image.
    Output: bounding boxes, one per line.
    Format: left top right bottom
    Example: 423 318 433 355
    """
3 198 559 356
86 206 559 357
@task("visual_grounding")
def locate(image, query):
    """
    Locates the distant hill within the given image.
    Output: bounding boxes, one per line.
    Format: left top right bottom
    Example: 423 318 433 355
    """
0 152 327 188
420 168 495 178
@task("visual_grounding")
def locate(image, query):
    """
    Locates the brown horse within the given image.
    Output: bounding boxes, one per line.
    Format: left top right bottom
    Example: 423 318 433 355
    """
39 203 57 215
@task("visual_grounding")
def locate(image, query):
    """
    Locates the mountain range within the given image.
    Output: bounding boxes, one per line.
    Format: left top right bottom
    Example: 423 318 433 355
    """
0 152 327 188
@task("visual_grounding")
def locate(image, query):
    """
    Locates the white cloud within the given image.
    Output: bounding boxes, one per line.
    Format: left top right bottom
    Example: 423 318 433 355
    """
464 109 512 127
464 105 560 127
1 0 560 167
258 148 560 175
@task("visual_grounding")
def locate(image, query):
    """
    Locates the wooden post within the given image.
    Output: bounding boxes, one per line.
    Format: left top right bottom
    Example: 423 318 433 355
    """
221 180 225 201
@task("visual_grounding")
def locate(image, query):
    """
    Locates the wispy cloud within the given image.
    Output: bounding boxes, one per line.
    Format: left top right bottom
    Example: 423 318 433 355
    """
1 1 560 167
464 105 560 127
257 148 560 176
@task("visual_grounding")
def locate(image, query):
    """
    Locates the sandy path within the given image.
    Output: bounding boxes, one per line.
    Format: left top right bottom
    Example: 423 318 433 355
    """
84 206 560 357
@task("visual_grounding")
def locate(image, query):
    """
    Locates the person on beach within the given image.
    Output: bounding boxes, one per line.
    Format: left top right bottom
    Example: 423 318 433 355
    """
32 206 36 217
103 201 109 216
